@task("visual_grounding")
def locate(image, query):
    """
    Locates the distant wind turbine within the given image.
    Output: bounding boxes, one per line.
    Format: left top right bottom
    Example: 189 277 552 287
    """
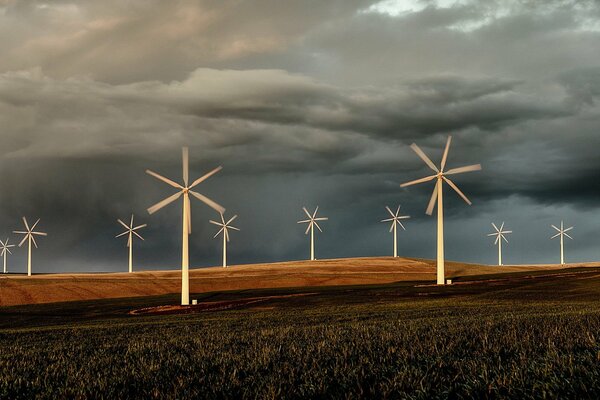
210 213 240 268
400 136 482 285
297 207 328 261
146 147 225 306
551 221 573 265
0 238 15 273
381 205 410 258
487 222 512 266
116 215 147 273
13 218 47 277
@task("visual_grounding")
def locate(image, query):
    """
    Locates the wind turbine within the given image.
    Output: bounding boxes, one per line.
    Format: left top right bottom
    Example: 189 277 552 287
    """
551 221 573 265
297 207 328 261
400 136 482 285
209 213 240 268
381 205 410 258
0 238 15 273
487 222 512 266
116 215 147 273
13 218 47 276
146 147 225 305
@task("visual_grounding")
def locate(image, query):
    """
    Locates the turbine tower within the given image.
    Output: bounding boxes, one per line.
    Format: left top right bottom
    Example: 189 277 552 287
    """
116 215 147 273
297 207 328 261
400 136 482 285
146 147 225 306
209 213 240 268
551 221 573 265
381 205 410 257
487 222 512 266
0 238 15 273
13 218 47 276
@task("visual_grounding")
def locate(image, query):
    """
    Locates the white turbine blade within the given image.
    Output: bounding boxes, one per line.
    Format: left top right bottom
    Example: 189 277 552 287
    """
491 222 500 232
6 248 12 255
32 232 47 236
494 235 500 245
228 226 240 232
312 206 319 219
551 232 561 239
30 218 41 232
297 219 311 224
132 230 144 241
225 228 230 242
185 193 192 234
189 166 222 189
314 221 323 233
425 183 438 216
564 232 573 240
22 217 30 231
182 147 189 187
503 230 513 234
302 207 312 218
214 227 225 238
209 220 225 227
499 222 505 231
385 206 394 217
440 136 452 171
564 227 574 232
551 224 560 232
117 219 130 230
148 191 183 214
133 224 147 231
226 215 238 225
115 231 129 238
442 176 472 205
381 217 395 222
129 214 134 228
397 215 410 220
501 234 509 243
398 221 406 230
189 190 225 214
146 169 183 189
388 223 394 232
127 234 131 248
18 235 28 247
13 231 28 235
410 143 439 172
304 223 312 235
487 233 497 236
314 217 328 221
31 235 38 249
444 164 482 175
400 174 436 188
395 205 401 217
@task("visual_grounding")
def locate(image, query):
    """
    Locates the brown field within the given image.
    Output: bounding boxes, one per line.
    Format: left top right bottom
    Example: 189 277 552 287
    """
1 257 598 306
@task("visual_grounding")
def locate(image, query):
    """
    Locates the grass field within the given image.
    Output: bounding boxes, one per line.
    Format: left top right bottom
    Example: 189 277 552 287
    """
1 262 600 399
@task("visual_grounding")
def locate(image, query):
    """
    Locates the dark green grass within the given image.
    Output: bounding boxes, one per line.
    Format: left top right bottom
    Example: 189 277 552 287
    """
1 268 600 399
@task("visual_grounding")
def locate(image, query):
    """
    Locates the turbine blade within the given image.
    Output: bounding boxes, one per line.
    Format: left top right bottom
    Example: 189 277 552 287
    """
398 221 406 230
492 222 499 232
18 235 28 247
127 234 131 248
397 215 411 219
30 218 40 231
487 233 497 236
381 218 395 222
314 217 328 221
499 222 505 231
133 224 147 231
189 190 225 214
6 248 12 255
31 235 38 249
551 224 560 232
228 226 240 231
182 147 189 186
495 236 500 245
503 230 513 234
130 214 134 228
440 136 452 171
146 169 183 189
314 221 323 232
117 219 130 230
501 234 509 243
226 215 238 225
395 205 401 216
400 174 436 188
22 217 30 231
132 230 144 241
564 232 573 240
189 166 222 189
389 223 394 232
312 206 319 219
32 232 47 236
225 229 230 242
297 219 311 224
116 231 129 238
564 227 574 232
305 223 311 235
551 232 561 239
147 191 182 214
425 183 438 216
209 220 224 226
302 207 311 218
185 193 192 234
410 143 439 172
214 227 225 238
385 206 394 217
444 164 482 175
442 176 472 205
13 231 28 234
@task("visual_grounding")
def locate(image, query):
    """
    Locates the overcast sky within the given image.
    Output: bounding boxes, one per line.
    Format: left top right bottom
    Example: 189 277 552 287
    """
1 0 599 272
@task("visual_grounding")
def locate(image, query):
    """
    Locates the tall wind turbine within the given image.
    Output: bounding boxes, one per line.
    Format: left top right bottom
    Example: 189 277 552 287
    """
551 221 573 265
487 222 512 266
0 238 15 273
146 147 225 305
400 136 482 285
297 207 328 261
381 205 410 258
116 215 147 273
13 218 47 277
210 213 240 268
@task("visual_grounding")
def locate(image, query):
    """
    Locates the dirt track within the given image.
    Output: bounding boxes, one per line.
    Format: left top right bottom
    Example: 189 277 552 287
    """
1 257 598 306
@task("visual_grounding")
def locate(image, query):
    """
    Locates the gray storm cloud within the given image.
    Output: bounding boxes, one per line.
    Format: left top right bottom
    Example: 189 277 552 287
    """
0 0 599 272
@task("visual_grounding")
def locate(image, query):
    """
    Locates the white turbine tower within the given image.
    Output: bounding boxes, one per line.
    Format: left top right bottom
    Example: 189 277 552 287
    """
381 205 410 258
146 147 225 306
400 136 482 285
210 213 240 268
551 221 573 265
116 215 147 273
297 207 328 261
487 222 512 266
0 238 15 273
13 218 47 277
